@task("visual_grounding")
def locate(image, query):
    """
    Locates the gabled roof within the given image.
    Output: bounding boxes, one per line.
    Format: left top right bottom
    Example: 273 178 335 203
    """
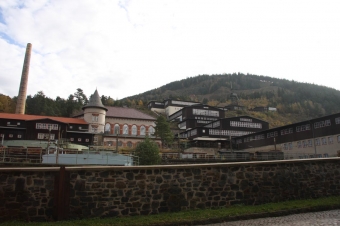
106 106 156 120
82 89 108 111
0 113 88 125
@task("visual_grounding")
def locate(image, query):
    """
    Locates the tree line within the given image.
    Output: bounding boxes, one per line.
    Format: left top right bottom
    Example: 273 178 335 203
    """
0 88 146 117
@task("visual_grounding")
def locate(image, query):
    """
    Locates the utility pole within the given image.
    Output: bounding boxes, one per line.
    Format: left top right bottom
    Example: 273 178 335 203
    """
116 132 119 153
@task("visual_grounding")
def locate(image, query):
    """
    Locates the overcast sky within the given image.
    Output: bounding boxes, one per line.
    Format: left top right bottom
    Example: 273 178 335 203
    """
1 0 340 100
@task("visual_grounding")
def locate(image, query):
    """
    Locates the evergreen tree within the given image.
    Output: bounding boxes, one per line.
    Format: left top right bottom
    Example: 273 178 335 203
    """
154 115 173 148
134 137 161 165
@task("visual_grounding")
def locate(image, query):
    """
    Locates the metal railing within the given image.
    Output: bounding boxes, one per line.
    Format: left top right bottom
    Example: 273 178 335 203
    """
0 147 137 166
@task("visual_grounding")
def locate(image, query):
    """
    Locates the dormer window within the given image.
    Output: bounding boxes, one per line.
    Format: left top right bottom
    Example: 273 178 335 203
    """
70 126 73 129
7 122 10 125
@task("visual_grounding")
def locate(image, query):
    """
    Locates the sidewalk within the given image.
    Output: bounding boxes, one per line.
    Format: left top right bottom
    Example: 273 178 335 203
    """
197 209 340 226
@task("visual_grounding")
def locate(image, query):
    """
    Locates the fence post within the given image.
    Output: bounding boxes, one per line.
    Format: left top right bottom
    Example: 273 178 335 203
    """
53 166 70 221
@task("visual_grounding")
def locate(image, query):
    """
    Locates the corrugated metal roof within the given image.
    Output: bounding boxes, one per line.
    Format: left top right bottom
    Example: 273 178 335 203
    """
0 113 88 124
106 106 156 120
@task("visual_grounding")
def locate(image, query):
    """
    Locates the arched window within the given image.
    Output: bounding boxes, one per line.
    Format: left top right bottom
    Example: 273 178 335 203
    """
123 124 129 135
132 125 137 135
148 126 155 135
114 124 120 135
104 123 111 134
140 126 146 136
127 141 133 148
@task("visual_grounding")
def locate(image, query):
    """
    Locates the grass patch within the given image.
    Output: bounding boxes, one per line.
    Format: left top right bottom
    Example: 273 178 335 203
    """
1 196 340 226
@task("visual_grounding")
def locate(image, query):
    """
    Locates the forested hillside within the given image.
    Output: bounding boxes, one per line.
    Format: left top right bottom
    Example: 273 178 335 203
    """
127 73 340 124
2 73 340 128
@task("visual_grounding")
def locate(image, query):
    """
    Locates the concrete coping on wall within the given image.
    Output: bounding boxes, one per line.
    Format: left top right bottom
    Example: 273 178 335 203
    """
0 157 339 172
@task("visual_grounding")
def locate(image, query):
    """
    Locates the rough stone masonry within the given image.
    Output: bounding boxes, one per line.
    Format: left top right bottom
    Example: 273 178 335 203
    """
0 158 340 222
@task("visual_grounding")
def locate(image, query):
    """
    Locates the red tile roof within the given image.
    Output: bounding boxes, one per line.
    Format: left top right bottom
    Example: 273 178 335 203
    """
106 106 156 120
0 113 88 124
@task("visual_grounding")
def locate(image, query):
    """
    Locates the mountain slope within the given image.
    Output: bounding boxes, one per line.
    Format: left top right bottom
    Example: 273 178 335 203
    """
126 73 340 126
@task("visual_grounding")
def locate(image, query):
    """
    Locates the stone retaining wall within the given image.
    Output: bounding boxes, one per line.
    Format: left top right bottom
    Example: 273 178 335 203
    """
0 168 58 222
1 158 340 222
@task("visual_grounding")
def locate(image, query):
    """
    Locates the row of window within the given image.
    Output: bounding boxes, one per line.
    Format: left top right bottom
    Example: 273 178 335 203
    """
195 116 219 121
7 122 20 126
210 129 252 137
1 134 22 138
281 128 293 135
296 124 311 132
104 123 155 136
37 133 55 140
70 138 90 142
282 136 339 150
192 109 220 117
267 131 278 138
105 141 161 148
36 123 58 130
230 121 262 129
314 119 331 129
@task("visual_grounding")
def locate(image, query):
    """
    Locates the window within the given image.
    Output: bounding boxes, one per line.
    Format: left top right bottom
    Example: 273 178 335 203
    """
17 134 22 138
148 126 155 135
283 143 288 150
9 134 13 138
328 137 333 144
92 115 98 122
297 141 301 148
91 125 98 133
69 126 73 129
132 125 137 135
140 126 146 136
303 141 307 148
335 117 340 125
70 138 74 141
105 123 111 133
308 140 313 147
127 141 133 148
315 138 320 146
338 135 340 143
36 123 58 130
321 137 327 145
78 138 82 142
85 139 90 142
118 141 123 146
114 124 120 135
288 143 293 150
123 125 129 135
37 133 55 140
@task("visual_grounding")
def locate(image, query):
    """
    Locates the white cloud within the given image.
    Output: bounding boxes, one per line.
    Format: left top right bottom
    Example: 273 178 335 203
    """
0 0 340 100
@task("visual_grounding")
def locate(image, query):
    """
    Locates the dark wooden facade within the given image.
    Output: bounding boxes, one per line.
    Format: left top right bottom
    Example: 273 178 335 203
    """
178 116 269 149
234 112 340 156
169 104 225 130
0 113 94 146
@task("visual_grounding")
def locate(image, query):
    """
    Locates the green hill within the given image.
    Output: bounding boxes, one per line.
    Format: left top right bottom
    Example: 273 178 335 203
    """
124 73 340 128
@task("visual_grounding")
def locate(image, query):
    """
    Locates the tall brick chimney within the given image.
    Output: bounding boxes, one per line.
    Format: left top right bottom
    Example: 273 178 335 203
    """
15 43 32 114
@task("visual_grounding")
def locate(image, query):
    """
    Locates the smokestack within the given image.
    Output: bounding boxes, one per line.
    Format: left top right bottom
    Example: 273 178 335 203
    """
15 43 32 114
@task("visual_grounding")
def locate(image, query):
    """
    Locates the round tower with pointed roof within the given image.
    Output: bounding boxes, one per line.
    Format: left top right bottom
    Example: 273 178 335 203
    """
82 89 108 133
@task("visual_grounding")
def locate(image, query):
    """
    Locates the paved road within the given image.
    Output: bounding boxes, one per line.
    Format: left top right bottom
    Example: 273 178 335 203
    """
198 209 340 226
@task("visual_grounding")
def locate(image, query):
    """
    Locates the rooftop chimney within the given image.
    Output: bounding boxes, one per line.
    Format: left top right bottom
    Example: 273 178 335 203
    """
15 43 32 114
